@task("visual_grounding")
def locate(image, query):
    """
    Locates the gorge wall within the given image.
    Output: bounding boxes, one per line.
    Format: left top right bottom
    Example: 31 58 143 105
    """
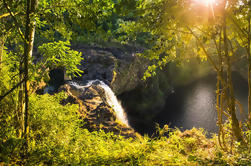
73 45 149 95
47 45 220 136
73 45 175 114
47 44 174 137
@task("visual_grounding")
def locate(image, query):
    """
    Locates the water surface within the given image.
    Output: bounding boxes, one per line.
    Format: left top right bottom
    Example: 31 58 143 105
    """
122 72 248 136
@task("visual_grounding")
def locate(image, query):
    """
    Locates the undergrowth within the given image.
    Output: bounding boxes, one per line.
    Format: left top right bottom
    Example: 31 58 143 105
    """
0 93 250 165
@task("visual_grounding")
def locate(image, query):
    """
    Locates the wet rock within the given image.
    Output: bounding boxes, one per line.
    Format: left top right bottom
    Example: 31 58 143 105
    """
59 84 139 139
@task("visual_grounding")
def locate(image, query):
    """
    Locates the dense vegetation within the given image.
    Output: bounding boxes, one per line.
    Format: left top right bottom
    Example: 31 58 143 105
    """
1 92 251 165
0 0 251 165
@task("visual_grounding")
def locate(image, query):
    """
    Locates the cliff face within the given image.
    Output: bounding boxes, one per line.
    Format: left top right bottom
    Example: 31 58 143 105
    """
70 45 173 128
43 45 172 138
74 46 148 95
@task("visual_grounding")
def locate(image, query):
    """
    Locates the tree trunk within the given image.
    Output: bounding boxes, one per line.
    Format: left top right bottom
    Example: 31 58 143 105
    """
0 38 3 71
23 0 38 140
223 8 243 142
18 58 24 137
247 13 251 128
215 29 227 149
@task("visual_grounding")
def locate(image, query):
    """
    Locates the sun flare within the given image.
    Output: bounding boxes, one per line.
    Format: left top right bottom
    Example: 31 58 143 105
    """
194 0 216 18
206 0 215 5
196 0 216 6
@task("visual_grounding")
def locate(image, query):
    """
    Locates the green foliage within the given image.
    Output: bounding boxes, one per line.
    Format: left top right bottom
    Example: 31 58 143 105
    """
0 50 24 164
28 92 81 165
0 49 19 139
1 91 251 165
123 0 248 80
1 0 250 165
38 40 83 77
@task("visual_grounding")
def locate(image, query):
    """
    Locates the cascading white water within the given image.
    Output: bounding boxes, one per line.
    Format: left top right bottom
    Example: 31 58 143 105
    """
69 80 129 126
98 81 129 126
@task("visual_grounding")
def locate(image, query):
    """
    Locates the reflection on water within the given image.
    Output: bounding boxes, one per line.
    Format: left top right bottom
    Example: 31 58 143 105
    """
123 72 248 136
182 83 217 131
159 79 218 134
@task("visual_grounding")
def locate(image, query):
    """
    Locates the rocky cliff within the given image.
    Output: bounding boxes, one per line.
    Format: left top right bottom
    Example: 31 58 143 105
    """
44 45 172 138
74 46 149 95
59 83 139 138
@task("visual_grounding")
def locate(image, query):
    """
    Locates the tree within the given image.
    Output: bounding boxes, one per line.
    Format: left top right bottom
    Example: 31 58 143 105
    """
0 0 116 156
228 0 251 127
22 0 38 142
129 0 250 144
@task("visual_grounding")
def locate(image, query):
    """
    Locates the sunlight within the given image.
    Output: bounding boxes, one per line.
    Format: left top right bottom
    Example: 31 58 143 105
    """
194 0 216 18
197 0 216 6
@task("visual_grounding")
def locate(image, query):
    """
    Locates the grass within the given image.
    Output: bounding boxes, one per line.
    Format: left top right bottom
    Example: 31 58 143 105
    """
0 92 250 165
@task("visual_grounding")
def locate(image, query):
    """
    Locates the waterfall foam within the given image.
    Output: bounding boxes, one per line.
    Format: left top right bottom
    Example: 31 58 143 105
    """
69 80 129 126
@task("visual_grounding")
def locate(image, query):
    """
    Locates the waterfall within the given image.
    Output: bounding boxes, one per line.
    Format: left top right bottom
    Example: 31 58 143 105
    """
98 81 129 126
69 80 129 126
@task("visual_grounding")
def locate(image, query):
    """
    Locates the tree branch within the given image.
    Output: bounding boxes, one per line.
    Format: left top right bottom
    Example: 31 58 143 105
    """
3 0 26 42
229 15 248 37
0 79 25 102
187 26 219 72
0 13 10 19
0 12 19 19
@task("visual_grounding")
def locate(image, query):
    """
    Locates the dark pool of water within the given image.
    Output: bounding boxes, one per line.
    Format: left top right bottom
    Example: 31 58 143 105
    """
121 72 248 136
